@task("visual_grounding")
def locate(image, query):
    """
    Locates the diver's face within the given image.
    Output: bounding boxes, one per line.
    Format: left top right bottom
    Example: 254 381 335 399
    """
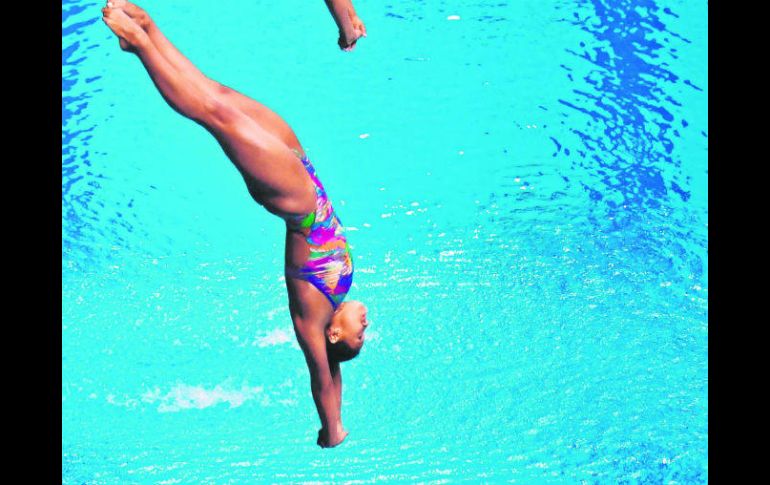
339 301 369 351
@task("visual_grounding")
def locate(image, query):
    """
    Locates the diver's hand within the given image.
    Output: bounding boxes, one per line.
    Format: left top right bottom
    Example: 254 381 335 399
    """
317 424 349 448
338 14 366 51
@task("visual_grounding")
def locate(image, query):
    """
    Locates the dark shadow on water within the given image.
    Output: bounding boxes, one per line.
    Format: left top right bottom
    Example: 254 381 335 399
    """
490 0 707 288
63 0 136 270
560 0 695 213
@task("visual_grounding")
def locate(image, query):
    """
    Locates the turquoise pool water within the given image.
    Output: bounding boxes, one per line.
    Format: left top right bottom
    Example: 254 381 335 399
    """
62 0 708 482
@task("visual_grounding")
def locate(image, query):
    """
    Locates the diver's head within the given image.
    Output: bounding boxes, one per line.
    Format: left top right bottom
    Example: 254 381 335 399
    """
326 300 369 363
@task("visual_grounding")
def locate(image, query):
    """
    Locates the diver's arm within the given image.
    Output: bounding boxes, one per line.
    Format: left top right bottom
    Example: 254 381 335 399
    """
324 0 355 34
324 0 366 49
330 359 343 415
293 321 348 447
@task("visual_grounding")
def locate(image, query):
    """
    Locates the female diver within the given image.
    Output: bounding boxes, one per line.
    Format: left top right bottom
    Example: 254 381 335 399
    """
101 1 369 448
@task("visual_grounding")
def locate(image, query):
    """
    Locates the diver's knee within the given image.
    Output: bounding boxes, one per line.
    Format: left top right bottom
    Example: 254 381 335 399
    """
214 82 234 97
201 95 238 128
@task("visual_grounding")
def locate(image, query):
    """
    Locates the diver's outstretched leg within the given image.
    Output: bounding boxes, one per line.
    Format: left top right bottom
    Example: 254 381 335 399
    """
101 7 315 215
109 0 303 153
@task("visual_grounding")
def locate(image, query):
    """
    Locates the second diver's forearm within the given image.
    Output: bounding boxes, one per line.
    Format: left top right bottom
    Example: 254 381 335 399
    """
324 0 356 35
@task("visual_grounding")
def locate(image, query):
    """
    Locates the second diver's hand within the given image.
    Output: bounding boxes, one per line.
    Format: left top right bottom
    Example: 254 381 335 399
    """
338 14 366 51
325 0 367 51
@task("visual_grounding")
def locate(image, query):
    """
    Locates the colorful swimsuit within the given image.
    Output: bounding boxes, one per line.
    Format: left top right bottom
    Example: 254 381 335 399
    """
284 154 353 310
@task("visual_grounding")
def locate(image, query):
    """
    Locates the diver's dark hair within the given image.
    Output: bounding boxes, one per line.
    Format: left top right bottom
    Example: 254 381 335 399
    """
327 340 361 363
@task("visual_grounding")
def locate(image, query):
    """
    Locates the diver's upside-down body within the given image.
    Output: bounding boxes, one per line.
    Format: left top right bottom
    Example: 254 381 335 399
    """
101 0 369 449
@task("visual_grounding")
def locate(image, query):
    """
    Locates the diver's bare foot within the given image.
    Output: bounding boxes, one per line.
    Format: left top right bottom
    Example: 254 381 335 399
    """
108 0 153 31
102 6 148 52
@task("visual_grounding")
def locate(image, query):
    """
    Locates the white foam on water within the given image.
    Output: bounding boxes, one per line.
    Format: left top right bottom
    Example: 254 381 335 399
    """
141 382 265 412
255 327 294 347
